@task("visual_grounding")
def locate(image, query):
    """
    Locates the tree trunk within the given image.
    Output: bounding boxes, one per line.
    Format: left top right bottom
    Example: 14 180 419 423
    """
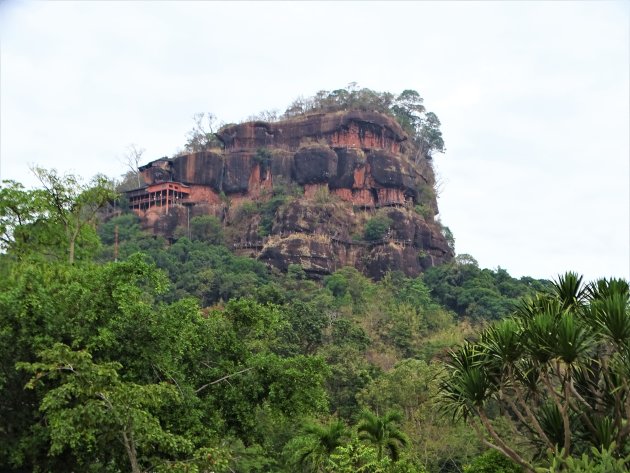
477 409 536 473
122 429 142 473
68 225 80 265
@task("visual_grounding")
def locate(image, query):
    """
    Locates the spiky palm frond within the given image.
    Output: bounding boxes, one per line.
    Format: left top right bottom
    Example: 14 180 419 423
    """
523 311 559 365
445 341 485 372
552 272 587 311
553 312 593 366
538 402 571 449
480 318 524 368
438 364 495 422
590 292 630 348
592 416 617 450
514 358 542 398
571 364 601 410
514 293 558 320
586 277 630 302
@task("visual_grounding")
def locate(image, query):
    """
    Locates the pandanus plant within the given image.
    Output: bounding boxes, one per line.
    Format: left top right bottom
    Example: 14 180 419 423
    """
440 272 630 472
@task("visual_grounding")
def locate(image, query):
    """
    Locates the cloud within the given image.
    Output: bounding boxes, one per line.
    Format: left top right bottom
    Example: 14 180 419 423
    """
1 0 628 281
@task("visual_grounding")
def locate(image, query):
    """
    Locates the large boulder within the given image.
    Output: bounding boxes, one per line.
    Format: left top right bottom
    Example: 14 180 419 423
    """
293 145 338 185
172 152 224 191
330 148 366 189
223 151 254 193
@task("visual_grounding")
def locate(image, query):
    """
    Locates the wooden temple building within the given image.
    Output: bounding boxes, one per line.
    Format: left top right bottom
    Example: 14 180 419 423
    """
127 181 191 212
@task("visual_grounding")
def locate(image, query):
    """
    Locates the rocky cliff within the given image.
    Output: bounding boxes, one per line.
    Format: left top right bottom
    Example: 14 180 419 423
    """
128 110 453 279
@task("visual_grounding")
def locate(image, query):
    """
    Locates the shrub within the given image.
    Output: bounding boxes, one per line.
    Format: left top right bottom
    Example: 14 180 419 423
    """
464 450 522 473
363 216 393 241
257 194 287 237
414 204 432 219
190 215 223 244
542 444 630 473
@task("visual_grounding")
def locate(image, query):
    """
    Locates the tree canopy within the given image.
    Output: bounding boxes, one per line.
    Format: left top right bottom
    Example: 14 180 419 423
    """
281 84 445 159
1 170 627 473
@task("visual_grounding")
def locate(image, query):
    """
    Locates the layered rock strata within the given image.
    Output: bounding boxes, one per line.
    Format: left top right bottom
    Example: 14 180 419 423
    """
127 110 452 279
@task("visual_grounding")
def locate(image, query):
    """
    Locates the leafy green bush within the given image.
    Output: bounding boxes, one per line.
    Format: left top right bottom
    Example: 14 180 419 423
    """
258 194 286 237
237 201 259 217
540 445 630 473
414 204 432 219
464 450 522 473
363 216 392 241
190 215 223 244
254 148 273 176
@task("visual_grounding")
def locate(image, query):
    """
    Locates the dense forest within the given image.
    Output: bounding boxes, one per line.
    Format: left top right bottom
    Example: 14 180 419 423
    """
1 89 629 472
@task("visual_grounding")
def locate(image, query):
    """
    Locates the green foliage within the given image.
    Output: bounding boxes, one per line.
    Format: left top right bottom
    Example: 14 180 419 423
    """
441 225 455 253
464 450 522 473
325 266 373 313
14 172 627 473
539 444 630 473
98 212 143 245
1 170 117 264
327 440 392 473
423 259 550 320
282 84 445 159
440 272 630 472
363 215 393 242
414 204 433 219
357 409 409 462
254 148 272 175
31 167 118 264
19 343 191 473
285 301 330 354
0 248 330 472
190 215 223 244
284 419 349 472
0 180 48 256
258 194 286 237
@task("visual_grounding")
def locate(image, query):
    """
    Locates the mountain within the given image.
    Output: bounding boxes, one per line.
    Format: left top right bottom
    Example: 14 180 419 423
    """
125 109 453 279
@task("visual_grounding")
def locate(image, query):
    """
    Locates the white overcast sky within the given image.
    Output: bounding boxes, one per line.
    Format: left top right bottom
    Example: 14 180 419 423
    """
1 1 628 282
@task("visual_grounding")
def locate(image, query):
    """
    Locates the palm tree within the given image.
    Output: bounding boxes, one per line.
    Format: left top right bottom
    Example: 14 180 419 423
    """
356 409 409 462
296 419 347 472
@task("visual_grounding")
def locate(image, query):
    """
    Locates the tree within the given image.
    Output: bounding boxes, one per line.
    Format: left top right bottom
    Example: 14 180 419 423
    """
289 419 348 472
0 180 48 257
357 409 409 462
280 86 445 160
418 112 445 159
120 144 145 188
327 440 393 473
19 344 191 473
31 167 117 264
185 112 222 152
391 90 425 135
439 272 630 472
190 215 223 244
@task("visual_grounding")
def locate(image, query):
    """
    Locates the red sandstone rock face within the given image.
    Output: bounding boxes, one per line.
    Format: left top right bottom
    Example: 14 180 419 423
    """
129 110 452 278
216 110 407 152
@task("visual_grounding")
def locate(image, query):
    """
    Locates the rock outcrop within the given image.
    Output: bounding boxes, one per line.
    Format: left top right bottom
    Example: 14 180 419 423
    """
127 110 453 279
